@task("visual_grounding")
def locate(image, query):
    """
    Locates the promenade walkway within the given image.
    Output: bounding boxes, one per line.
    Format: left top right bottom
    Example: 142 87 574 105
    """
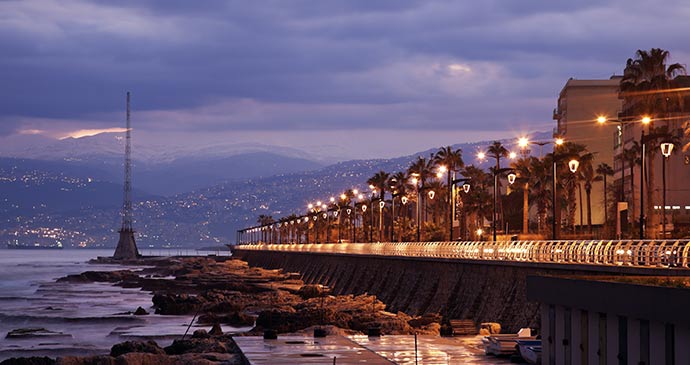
234 334 512 364
235 240 690 271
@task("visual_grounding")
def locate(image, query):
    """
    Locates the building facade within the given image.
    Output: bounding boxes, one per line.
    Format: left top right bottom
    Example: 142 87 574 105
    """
554 77 623 229
528 275 690 365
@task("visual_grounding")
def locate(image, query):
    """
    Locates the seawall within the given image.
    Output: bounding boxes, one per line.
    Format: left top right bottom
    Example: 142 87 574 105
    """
233 248 688 332
233 250 550 331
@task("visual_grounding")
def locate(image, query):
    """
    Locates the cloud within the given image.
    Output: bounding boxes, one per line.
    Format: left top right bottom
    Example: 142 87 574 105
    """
1 0 689 152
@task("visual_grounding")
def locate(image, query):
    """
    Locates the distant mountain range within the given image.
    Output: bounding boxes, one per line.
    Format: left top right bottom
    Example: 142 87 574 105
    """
0 133 324 195
0 130 553 248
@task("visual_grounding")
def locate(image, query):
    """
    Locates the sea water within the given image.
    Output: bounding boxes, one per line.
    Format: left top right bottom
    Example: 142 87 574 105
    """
0 249 245 360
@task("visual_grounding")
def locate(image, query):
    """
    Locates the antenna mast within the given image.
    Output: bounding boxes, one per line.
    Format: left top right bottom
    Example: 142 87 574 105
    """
121 92 133 231
114 91 139 259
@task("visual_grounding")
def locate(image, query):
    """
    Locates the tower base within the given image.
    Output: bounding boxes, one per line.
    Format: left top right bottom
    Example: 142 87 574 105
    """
114 228 140 260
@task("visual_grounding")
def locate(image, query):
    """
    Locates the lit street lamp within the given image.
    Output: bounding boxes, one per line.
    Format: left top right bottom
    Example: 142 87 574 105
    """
450 177 471 241
661 142 674 238
492 167 516 241
517 136 564 239
596 115 651 239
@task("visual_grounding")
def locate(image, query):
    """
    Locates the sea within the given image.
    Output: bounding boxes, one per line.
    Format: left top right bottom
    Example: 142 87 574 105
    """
0 249 245 361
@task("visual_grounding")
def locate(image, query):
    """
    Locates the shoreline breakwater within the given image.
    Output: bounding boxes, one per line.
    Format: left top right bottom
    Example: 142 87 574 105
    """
232 248 653 332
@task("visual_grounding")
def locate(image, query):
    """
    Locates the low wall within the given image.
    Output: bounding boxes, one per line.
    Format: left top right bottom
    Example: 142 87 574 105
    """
234 250 586 332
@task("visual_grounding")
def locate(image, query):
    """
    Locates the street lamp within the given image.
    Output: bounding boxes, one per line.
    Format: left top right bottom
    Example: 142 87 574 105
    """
450 177 471 241
401 195 409 241
660 142 674 238
410 175 422 242
517 135 565 239
492 167 516 241
378 200 385 242
596 115 651 239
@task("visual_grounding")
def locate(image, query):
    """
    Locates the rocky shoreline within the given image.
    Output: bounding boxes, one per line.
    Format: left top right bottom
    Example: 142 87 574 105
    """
1 256 443 365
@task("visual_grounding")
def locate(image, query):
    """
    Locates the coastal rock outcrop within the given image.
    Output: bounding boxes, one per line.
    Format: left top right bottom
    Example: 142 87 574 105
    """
0 357 56 365
110 340 165 357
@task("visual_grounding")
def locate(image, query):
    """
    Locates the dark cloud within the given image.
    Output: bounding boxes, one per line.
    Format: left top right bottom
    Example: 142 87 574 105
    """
1 0 689 138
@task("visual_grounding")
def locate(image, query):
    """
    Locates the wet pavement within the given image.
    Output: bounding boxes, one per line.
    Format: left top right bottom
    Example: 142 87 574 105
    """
234 334 515 364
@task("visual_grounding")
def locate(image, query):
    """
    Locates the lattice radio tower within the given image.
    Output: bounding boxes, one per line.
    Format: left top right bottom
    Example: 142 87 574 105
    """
114 91 140 259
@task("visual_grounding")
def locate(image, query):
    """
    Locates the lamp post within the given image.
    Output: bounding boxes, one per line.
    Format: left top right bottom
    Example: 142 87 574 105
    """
322 205 328 243
639 120 648 240
597 115 651 239
518 136 564 239
660 142 674 238
491 168 516 241
307 204 314 243
411 175 422 242
401 195 409 241
450 177 471 241
368 185 377 243
338 194 347 243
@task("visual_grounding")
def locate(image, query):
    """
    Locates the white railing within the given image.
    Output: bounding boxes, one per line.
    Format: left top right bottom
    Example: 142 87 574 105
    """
234 240 690 269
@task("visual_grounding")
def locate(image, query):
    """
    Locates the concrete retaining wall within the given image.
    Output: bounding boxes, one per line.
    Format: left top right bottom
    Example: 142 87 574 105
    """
234 250 572 331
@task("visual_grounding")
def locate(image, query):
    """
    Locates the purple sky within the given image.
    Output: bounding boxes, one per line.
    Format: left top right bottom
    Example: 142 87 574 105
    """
2 0 689 160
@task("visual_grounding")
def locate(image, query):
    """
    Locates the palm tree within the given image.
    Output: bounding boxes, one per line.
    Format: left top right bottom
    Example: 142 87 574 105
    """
389 171 409 241
527 157 552 236
460 165 492 239
256 214 275 242
579 152 599 234
367 170 391 202
621 48 686 236
596 163 614 232
684 121 690 152
486 141 509 237
407 156 436 239
622 142 641 228
434 146 464 240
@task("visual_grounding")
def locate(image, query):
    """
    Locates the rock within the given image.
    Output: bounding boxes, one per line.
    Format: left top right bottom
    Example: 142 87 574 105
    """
152 293 204 315
6 328 71 339
110 340 165 357
408 313 441 328
164 338 230 355
56 356 114 365
133 307 149 315
297 284 323 299
114 353 172 365
192 329 210 339
197 312 254 326
480 322 501 335
57 271 138 284
1 357 56 365
209 323 223 336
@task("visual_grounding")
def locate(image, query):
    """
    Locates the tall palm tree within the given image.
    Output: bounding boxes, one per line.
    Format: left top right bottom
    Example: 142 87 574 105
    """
367 170 391 241
596 163 615 231
407 156 436 239
460 165 491 239
554 142 589 234
621 48 686 236
256 214 275 242
486 141 509 237
433 146 464 240
367 170 391 202
579 152 599 234
622 142 641 227
389 171 410 241
527 157 552 236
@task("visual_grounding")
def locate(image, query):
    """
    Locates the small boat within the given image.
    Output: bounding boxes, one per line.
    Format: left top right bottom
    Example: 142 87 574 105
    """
516 339 542 364
482 328 535 356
